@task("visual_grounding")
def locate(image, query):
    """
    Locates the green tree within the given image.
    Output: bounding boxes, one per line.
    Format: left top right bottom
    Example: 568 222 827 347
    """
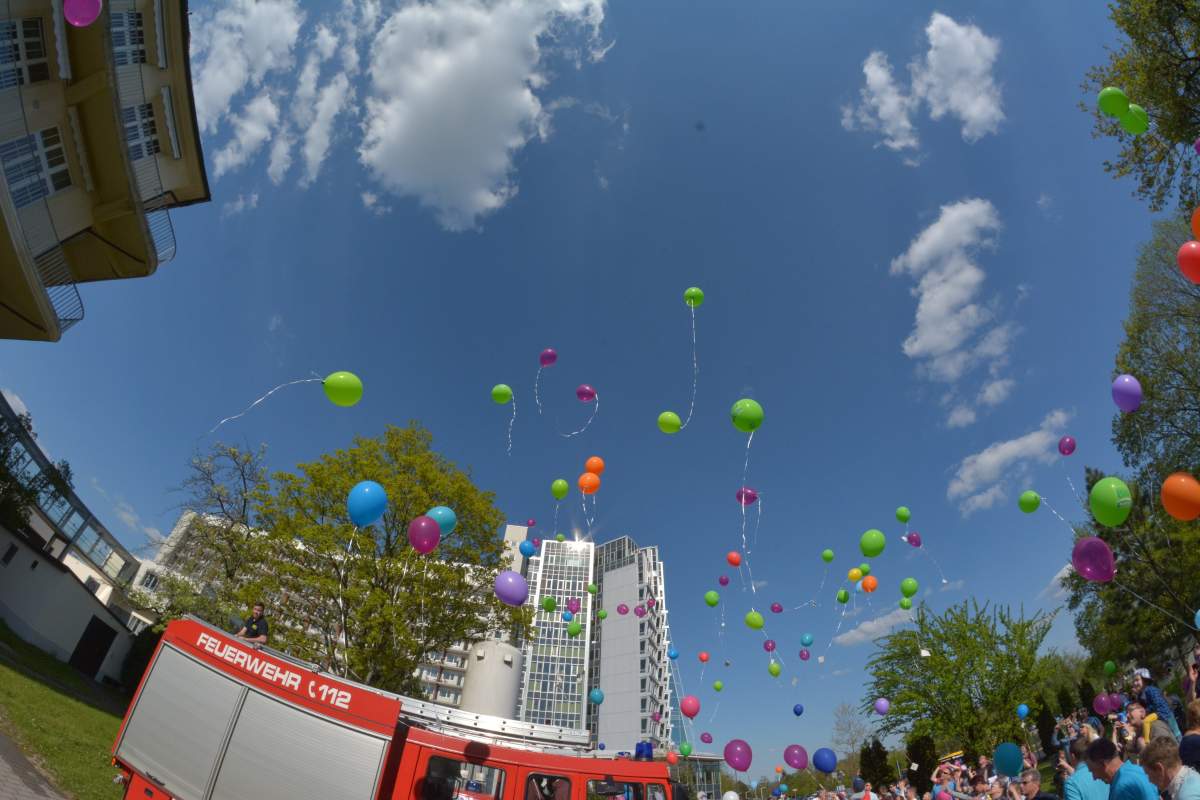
1078 678 1097 714
0 411 73 533
1082 2 1200 211
1056 685 1077 717
255 424 531 691
1035 695 1057 754
905 733 937 795
862 600 1054 758
860 738 891 788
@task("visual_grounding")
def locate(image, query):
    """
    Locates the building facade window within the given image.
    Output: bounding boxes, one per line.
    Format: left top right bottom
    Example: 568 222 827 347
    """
0 127 70 207
84 576 100 593
111 11 147 66
122 103 160 161
1 544 15 565
0 19 49 88
140 571 159 591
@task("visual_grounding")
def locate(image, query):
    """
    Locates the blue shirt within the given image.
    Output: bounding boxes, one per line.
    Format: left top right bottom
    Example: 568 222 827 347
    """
1064 763 1108 800
1109 762 1159 800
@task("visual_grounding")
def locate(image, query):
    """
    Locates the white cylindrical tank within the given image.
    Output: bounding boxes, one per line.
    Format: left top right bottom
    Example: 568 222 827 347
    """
460 639 523 718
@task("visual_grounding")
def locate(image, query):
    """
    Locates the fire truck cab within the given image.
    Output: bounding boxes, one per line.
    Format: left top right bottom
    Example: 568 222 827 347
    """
112 618 685 800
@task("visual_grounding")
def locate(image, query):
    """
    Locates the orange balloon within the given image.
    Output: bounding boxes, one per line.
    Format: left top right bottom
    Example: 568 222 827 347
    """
698 651 710 663
579 472 601 495
862 575 879 593
1192 206 1200 240
727 551 742 567
585 456 605 476
775 766 783 774
1162 472 1200 521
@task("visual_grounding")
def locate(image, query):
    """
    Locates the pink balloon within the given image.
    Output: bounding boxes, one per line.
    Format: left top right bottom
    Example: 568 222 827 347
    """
526 518 536 527
408 516 441 554
784 744 808 771
1093 693 1110 715
634 605 646 617
718 575 730 586
567 597 581 614
576 384 597 403
724 739 753 772
539 348 558 367
64 0 101 27
1107 692 1123 711
701 732 714 744
532 538 541 547
1072 536 1115 582
907 532 922 548
617 603 629 615
646 597 656 608
1058 436 1076 456
770 602 783 613
680 695 701 719
763 639 776 652
799 648 811 661
938 793 951 800
736 487 758 506
651 711 661 722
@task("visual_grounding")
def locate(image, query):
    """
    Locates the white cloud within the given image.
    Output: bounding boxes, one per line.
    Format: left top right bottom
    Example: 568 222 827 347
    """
947 408 1072 515
359 0 606 231
752 580 769 590
979 378 1015 407
300 74 354 185
947 406 977 428
1 387 28 417
268 313 284 333
361 191 391 216
843 13 1002 154
191 0 304 134
92 479 165 544
1037 192 1053 212
315 24 338 61
213 92 280 178
1039 564 1073 600
220 192 259 217
835 608 913 646
267 132 292 184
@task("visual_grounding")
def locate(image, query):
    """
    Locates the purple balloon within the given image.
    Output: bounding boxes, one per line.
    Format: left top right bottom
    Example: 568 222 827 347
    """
539 348 558 367
634 605 646 618
799 648 811 661
408 515 441 554
651 711 661 721
494 571 529 606
526 518 536 527
874 698 891 715
907 531 922 548
1058 436 1077 456
724 739 753 772
718 575 730 587
764 639 776 652
1093 693 1111 715
701 732 713 744
736 486 758 506
1112 374 1143 413
567 597 581 614
532 538 541 547
784 744 808 771
770 602 783 613
576 384 597 403
1107 692 1123 712
64 0 101 27
646 597 656 608
1072 536 1115 582
617 603 629 615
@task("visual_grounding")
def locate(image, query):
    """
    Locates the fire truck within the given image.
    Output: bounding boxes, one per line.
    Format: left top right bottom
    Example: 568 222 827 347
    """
111 617 685 800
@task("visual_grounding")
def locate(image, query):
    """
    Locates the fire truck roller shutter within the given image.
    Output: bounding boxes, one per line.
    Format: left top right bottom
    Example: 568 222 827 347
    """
208 688 389 800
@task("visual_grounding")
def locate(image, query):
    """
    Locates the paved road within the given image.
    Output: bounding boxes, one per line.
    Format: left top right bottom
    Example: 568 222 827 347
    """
0 730 65 799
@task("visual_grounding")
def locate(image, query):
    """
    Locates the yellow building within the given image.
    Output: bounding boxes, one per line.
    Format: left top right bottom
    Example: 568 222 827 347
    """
0 0 209 342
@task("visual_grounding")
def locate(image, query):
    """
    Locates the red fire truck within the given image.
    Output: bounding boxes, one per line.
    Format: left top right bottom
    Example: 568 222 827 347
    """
112 617 685 800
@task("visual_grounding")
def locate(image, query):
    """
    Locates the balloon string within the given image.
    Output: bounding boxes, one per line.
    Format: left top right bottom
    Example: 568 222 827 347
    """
823 600 849 659
506 396 517 456
1113 578 1198 631
707 700 720 723
920 547 951 584
751 497 763 554
1040 496 1074 530
553 501 560 537
534 366 544 416
1060 462 1084 506
681 304 699 429
560 393 599 438
208 377 322 434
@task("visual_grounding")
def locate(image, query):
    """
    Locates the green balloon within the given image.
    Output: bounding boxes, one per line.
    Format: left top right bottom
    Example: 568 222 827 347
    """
658 411 682 434
745 610 765 630
491 384 513 404
859 562 871 577
1098 86 1130 118
1090 476 1133 528
1104 660 1117 676
836 589 849 604
730 398 764 433
323 371 363 407
551 479 569 500
713 680 724 692
684 287 705 308
555 533 566 542
587 583 598 595
542 596 557 612
895 506 911 523
1120 104 1148 135
860 529 886 558
680 742 693 757
597 609 608 620
1018 490 1041 514
567 620 583 637
704 590 720 607
899 597 913 610
900 578 919 598
821 549 835 563
768 661 781 677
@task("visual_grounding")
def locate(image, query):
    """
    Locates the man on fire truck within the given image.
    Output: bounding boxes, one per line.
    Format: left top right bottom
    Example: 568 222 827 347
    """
234 601 269 644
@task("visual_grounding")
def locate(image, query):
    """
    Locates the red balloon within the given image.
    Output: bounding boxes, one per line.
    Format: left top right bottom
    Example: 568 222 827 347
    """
698 651 710 663
667 752 679 765
1179 241 1200 284
680 695 701 718
727 551 742 567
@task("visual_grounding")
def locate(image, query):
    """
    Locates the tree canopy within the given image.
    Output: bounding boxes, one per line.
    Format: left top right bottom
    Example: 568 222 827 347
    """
859 738 892 789
0 411 72 533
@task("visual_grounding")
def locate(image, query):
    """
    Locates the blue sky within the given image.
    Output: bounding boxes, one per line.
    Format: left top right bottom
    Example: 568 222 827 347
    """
0 0 1155 775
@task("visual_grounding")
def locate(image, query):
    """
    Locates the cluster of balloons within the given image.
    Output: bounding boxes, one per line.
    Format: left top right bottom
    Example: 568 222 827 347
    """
657 287 705 434
1097 87 1149 135
578 456 604 495
1093 692 1126 715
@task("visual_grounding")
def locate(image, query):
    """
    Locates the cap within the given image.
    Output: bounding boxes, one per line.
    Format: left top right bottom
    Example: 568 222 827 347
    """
853 778 865 792
1133 667 1150 680
1087 716 1102 732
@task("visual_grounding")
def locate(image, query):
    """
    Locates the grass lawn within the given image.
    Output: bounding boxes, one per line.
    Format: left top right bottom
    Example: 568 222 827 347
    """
0 619 129 799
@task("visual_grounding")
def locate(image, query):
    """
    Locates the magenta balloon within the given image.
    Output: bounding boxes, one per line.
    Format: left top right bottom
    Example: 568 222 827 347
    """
539 348 558 367
907 532 922 548
567 598 581 614
651 711 661 722
724 739 753 772
1092 693 1110 715
701 732 714 744
763 639 776 652
576 384 597 403
64 0 101 27
1058 436 1077 456
718 575 730 586
799 648 811 661
408 516 441 554
646 597 656 607
735 487 759 506
784 744 808 771
1072 536 1115 582
680 695 701 719
493 571 529 606
938 793 951 800
533 538 541 547
526 518 536 527
1107 692 1123 711
634 605 646 618
770 602 783 613
617 603 629 615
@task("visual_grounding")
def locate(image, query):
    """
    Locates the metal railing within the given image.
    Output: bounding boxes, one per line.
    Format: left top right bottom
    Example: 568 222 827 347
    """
109 0 176 267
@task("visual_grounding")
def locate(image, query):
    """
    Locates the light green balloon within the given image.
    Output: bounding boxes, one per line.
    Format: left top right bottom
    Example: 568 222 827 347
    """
555 533 566 542
491 384 513 404
1104 660 1117 676
587 583 598 595
1098 86 1130 118
704 590 720 607
542 596 557 612
713 680 724 692
597 609 608 620
1090 476 1133 528
899 597 913 610
680 742 693 757
900 578 919 598
658 411 682 434
768 661 781 677
859 562 871 577
896 506 911 523
551 479 569 500
745 610 765 630
1120 104 1149 135
821 549 834 563
684 287 705 308
860 529 886 558
1018 490 1041 514
836 589 849 604
730 398 764 433
567 620 583 637
323 371 363 407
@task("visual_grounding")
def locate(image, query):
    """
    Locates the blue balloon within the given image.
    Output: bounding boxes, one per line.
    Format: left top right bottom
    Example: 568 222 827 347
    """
589 688 604 704
993 742 1022 777
772 790 781 797
598 743 606 751
1195 608 1200 629
800 633 814 647
519 540 536 558
793 703 804 716
813 747 837 774
1016 703 1029 719
562 611 573 622
347 481 387 527
426 506 457 535
780 785 788 792
668 647 679 660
